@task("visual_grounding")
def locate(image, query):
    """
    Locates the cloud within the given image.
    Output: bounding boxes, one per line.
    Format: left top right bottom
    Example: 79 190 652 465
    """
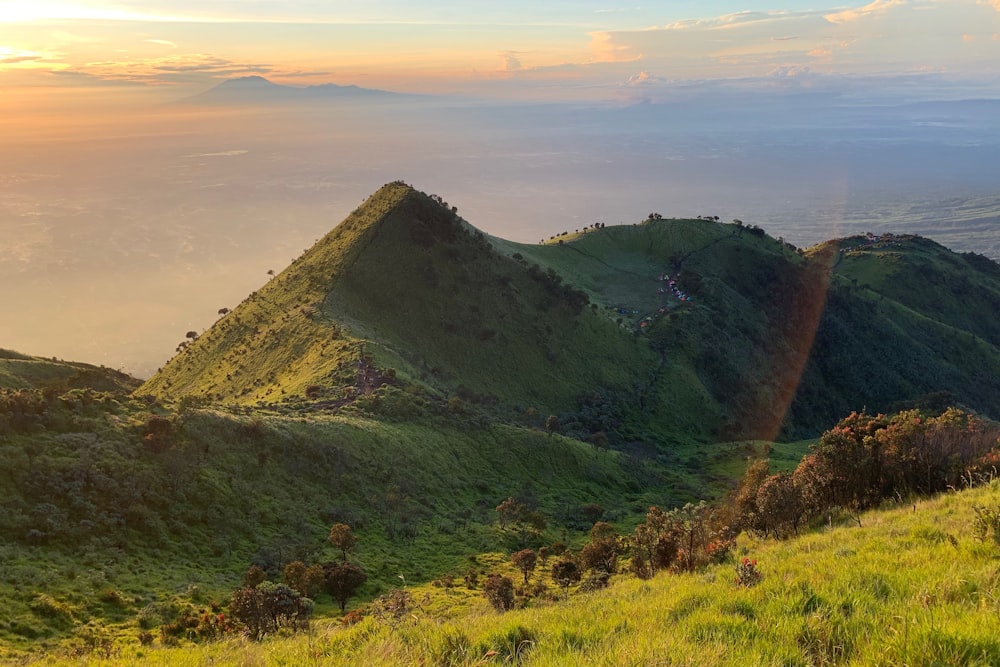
145 39 176 48
499 51 522 72
979 0 1000 11
769 64 812 78
0 47 45 65
64 53 273 86
625 70 667 86
587 31 643 63
824 0 906 25
0 53 42 64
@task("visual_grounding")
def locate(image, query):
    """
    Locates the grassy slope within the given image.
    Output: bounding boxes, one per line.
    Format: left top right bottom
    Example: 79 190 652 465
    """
0 396 676 656
139 187 1000 442
0 349 140 393
138 183 655 416
48 482 1000 666
788 235 1000 431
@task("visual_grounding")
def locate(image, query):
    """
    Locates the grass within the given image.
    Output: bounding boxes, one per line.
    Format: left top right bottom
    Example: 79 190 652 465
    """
9 184 1000 662
35 481 1000 666
0 349 140 393
138 185 1000 446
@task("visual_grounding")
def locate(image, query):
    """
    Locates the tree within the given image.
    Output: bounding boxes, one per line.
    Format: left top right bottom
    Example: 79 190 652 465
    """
545 415 560 436
323 561 367 613
551 558 581 594
580 522 620 575
482 574 515 612
243 564 266 588
328 523 358 561
511 548 537 585
793 411 889 525
284 561 325 598
754 472 804 538
495 497 525 529
732 459 771 533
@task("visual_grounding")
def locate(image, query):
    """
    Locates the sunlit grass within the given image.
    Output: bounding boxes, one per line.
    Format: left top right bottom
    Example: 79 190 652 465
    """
33 482 1000 666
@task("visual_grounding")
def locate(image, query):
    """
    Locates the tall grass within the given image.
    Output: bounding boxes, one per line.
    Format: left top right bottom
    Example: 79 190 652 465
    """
38 482 1000 666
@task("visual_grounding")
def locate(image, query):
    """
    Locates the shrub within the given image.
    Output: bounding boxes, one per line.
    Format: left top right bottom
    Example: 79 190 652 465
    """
551 558 581 592
734 558 762 588
972 504 1000 547
483 574 515 612
229 582 310 640
371 588 427 628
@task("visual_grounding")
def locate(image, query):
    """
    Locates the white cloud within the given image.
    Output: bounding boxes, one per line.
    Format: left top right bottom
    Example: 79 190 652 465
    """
825 0 907 25
625 70 667 86
499 51 522 72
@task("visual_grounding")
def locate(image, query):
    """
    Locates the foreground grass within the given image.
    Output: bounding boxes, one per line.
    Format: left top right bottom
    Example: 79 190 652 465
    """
40 482 1000 666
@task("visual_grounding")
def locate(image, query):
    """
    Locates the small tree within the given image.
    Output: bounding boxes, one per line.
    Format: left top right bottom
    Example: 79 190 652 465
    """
243 564 266 588
511 548 537 585
755 472 804 538
551 558 581 594
284 561 325 599
580 522 620 575
323 562 367 613
328 523 358 561
496 497 525 530
482 574 515 612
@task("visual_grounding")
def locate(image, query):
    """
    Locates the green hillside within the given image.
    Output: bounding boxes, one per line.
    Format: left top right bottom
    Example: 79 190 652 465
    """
7 183 1000 661
138 183 655 418
138 184 1000 447
34 478 1000 666
0 349 140 394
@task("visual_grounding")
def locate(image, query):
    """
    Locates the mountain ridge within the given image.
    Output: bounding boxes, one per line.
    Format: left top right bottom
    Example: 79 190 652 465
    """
137 183 1000 443
183 75 412 105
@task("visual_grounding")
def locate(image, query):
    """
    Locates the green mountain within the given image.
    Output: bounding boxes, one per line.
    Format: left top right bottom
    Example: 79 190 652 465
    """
139 183 1000 443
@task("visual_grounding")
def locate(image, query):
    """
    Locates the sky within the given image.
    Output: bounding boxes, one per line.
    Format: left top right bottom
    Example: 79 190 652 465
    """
2 1 1000 376
2 0 1000 112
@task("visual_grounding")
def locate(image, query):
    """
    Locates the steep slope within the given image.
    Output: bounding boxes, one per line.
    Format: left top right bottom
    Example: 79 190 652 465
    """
498 222 1000 441
138 183 655 415
140 185 1000 442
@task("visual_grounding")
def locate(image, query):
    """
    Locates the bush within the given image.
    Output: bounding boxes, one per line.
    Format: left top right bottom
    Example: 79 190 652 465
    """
483 574 515 612
229 582 310 640
734 558 762 588
972 504 1000 547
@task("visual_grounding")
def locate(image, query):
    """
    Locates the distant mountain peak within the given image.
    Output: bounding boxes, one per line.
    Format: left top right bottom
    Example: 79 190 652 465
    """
184 76 409 105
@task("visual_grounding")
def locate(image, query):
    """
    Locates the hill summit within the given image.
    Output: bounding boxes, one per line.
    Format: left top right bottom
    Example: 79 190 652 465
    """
139 183 1000 442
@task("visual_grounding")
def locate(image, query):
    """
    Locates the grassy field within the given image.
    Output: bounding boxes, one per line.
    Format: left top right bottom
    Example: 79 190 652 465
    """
33 480 1000 666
